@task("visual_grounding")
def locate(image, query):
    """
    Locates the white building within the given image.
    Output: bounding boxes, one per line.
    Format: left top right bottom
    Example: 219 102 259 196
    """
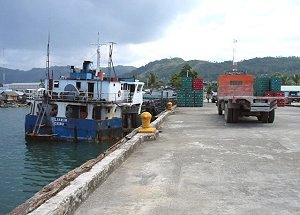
281 86 300 96
4 83 40 92
0 86 9 93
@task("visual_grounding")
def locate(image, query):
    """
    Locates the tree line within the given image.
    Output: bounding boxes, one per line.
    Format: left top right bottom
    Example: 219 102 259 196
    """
144 64 300 91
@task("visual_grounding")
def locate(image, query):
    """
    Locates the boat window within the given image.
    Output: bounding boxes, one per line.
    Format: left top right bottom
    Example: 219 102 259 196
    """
93 107 102 120
54 81 59 88
130 84 135 93
121 84 123 90
76 82 81 90
137 84 143 93
80 106 87 119
65 105 88 119
50 104 58 117
88 83 94 98
65 105 78 118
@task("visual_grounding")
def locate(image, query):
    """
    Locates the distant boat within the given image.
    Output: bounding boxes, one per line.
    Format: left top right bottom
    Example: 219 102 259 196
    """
25 39 144 142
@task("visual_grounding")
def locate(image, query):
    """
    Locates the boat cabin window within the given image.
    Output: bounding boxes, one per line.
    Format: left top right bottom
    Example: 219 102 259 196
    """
137 84 143 93
93 107 102 120
122 83 128 90
129 85 135 93
76 82 81 90
88 83 94 98
50 104 58 117
66 105 87 119
54 81 59 88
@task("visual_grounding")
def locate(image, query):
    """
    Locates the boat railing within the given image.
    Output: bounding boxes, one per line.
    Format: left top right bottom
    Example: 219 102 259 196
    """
42 90 122 102
29 89 137 104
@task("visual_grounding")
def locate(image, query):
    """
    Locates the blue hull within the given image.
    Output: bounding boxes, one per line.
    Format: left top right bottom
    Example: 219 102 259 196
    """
25 114 123 142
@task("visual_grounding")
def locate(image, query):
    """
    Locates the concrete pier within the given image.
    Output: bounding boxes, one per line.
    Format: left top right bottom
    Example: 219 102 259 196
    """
75 104 300 214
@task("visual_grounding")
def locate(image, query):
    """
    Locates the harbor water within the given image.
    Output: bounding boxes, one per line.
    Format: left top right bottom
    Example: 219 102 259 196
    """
0 107 114 214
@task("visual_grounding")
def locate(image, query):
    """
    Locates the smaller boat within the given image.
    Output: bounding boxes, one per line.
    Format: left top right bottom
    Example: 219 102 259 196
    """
25 40 144 142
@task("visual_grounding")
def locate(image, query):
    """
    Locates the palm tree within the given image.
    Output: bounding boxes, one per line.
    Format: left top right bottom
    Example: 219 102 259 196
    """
272 72 284 78
206 82 218 94
146 71 164 88
281 75 290 85
291 74 300 85
170 73 182 89
180 63 198 78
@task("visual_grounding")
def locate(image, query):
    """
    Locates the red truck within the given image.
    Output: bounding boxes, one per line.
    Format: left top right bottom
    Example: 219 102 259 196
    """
217 73 284 123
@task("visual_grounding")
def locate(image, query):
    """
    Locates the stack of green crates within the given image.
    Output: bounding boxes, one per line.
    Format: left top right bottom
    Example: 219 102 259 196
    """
194 91 203 107
177 90 186 107
177 77 204 107
270 77 282 92
254 77 270 96
185 92 194 106
181 77 193 90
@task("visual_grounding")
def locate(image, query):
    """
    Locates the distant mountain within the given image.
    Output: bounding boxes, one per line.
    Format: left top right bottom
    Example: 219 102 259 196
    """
0 65 136 84
1 56 300 84
127 56 300 83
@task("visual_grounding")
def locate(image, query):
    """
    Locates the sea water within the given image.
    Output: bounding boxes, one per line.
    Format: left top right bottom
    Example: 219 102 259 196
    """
0 107 113 214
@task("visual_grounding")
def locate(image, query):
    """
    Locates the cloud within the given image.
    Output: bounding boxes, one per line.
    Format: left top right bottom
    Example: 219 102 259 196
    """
117 0 300 67
1 0 300 70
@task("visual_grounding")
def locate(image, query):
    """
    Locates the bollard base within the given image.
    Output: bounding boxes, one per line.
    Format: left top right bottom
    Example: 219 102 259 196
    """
138 127 157 133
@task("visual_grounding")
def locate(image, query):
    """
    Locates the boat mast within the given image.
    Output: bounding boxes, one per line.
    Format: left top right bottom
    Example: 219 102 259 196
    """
108 42 116 81
90 32 106 77
46 33 50 80
96 32 100 75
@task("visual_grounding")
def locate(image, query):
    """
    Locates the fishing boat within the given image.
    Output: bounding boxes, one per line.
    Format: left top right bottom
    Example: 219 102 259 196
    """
25 39 144 142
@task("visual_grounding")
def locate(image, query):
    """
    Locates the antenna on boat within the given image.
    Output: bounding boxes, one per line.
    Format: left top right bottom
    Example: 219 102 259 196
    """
107 42 117 80
46 33 50 79
90 33 106 77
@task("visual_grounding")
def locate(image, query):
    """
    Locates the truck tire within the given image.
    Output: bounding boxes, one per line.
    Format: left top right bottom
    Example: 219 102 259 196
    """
257 115 262 121
232 109 239 123
268 110 275 123
261 112 269 123
218 102 223 115
224 103 233 123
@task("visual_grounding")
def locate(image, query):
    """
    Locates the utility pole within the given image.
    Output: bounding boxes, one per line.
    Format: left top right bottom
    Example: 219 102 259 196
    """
232 39 238 71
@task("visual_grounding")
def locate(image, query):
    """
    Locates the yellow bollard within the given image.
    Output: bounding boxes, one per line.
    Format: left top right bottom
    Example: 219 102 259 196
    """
138 112 156 133
167 102 173 111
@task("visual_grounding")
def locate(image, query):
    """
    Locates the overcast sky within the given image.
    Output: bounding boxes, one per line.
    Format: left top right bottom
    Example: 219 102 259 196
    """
1 0 300 70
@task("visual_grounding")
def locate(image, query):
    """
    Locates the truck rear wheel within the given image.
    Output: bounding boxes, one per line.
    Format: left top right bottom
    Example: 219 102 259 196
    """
261 112 269 123
268 110 275 123
232 109 239 123
224 104 233 123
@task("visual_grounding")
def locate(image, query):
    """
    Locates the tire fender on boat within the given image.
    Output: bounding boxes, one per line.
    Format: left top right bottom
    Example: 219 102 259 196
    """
118 90 121 97
80 112 87 119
